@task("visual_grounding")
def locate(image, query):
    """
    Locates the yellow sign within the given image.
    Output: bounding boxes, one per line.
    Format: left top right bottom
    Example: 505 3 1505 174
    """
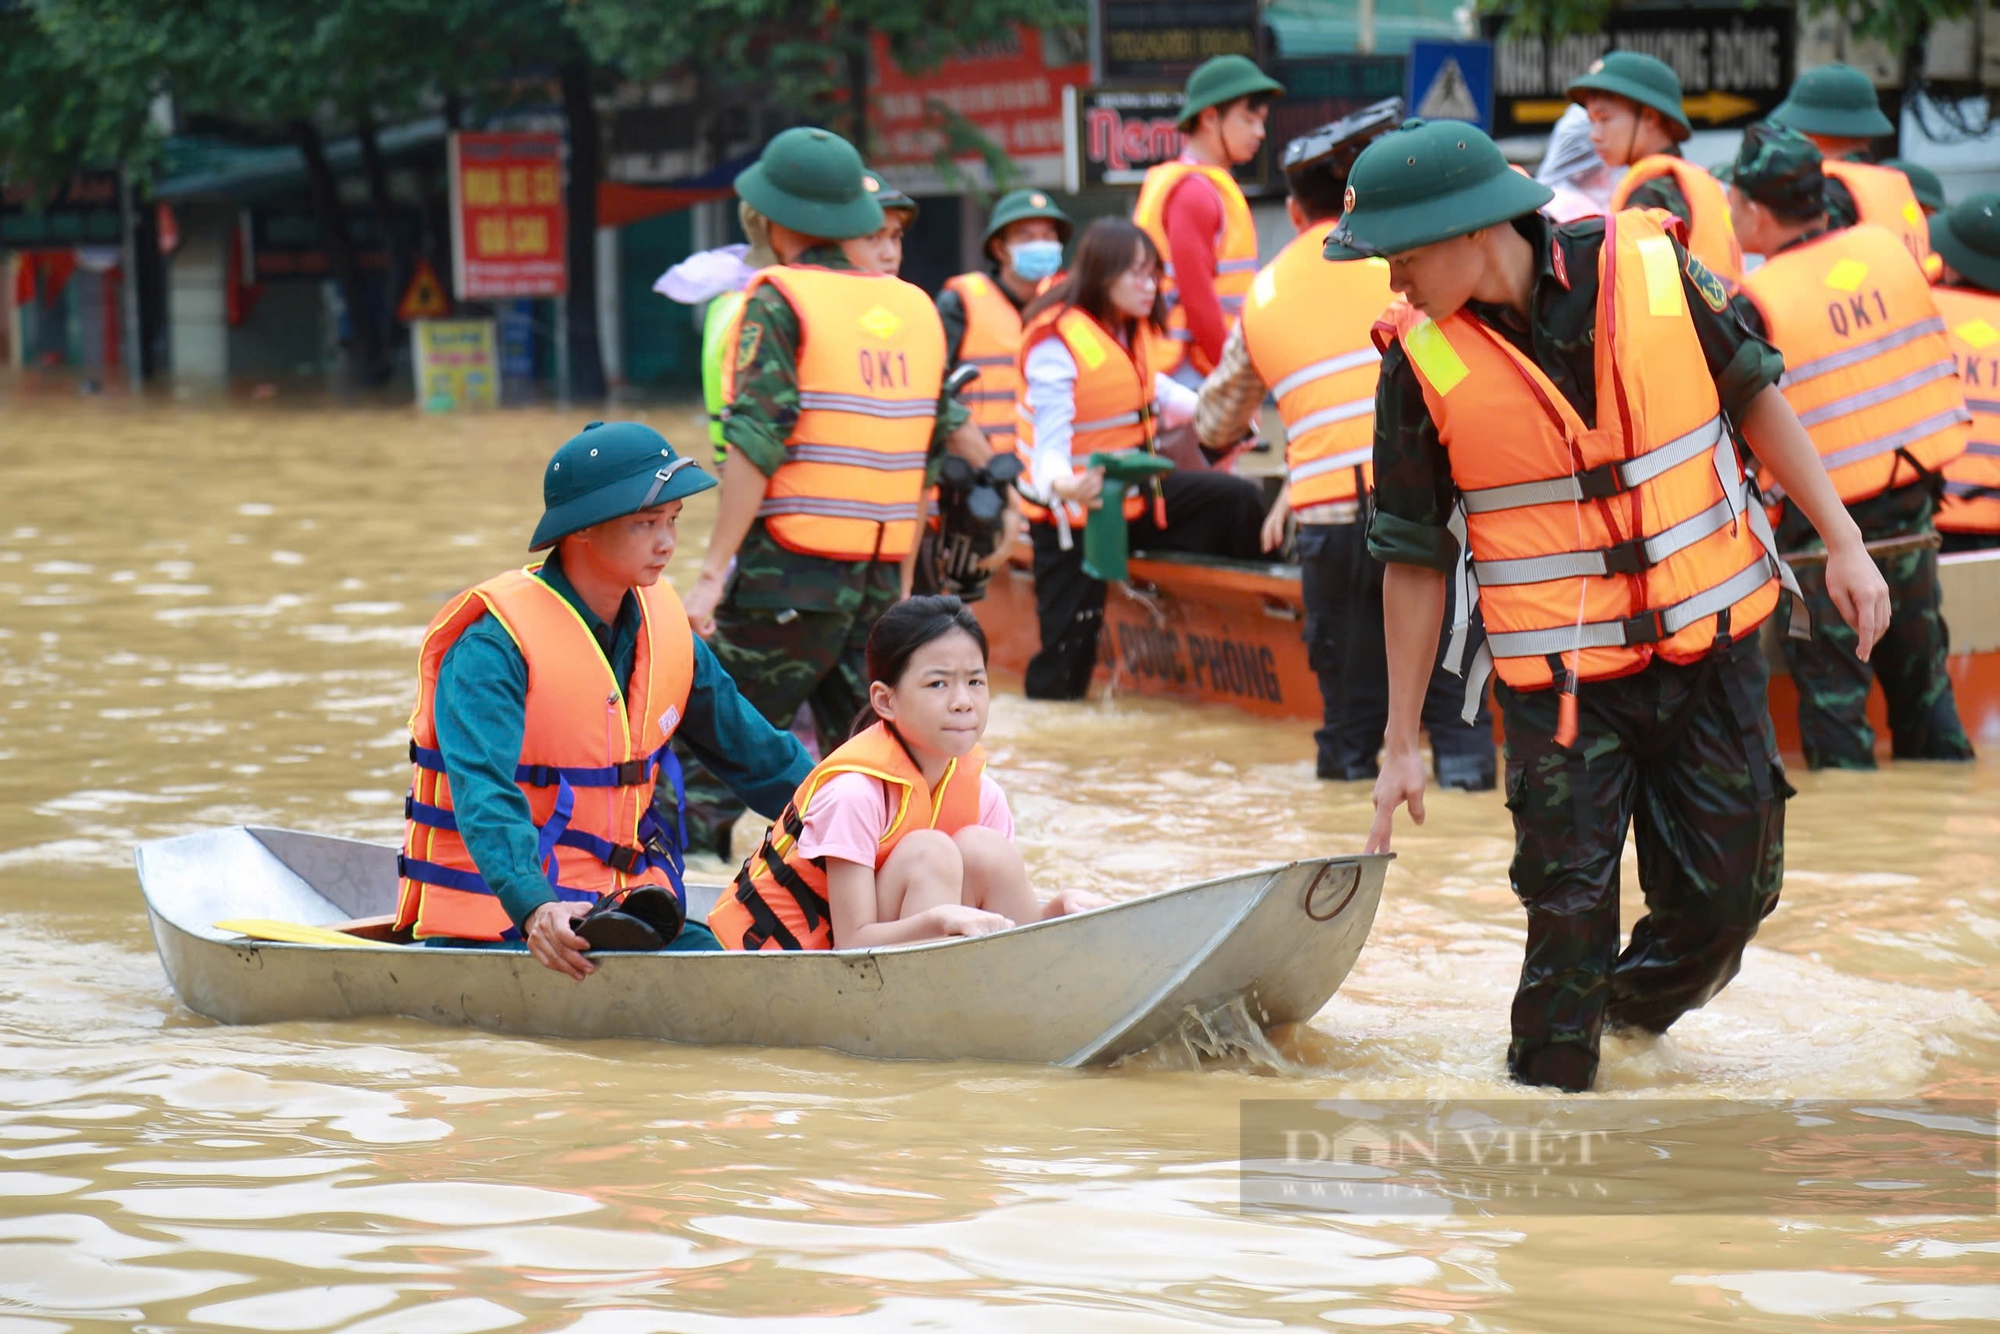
396 259 451 322
412 319 498 412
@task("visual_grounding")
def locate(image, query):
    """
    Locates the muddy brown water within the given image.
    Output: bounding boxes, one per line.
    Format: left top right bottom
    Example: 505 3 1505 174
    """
2 393 1997 1330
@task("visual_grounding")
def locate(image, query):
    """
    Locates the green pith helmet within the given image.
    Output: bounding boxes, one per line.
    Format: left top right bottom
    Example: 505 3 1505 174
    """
1176 54 1285 129
1565 50 1692 141
1930 192 2000 292
1323 118 1553 260
862 169 918 222
982 188 1073 247
1728 122 1826 217
1884 158 1946 214
734 128 883 242
1770 62 1894 140
529 421 715 552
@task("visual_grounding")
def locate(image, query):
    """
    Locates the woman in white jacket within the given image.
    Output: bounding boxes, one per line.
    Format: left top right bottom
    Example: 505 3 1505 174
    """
1013 218 1265 699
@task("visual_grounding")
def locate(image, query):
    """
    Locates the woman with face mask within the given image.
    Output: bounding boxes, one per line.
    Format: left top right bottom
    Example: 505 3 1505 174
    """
935 189 1076 451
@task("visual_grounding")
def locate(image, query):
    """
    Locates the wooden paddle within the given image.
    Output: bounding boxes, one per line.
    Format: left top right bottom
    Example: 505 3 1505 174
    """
214 919 402 948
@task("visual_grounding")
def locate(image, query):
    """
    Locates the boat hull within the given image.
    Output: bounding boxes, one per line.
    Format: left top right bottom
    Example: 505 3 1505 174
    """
976 545 2000 753
137 827 1387 1066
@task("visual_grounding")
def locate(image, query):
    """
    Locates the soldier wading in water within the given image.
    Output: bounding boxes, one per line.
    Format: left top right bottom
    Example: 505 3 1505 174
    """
1343 119 1892 1092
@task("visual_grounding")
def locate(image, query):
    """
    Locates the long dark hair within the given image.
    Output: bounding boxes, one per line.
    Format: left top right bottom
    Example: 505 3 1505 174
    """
1021 217 1166 336
848 595 991 739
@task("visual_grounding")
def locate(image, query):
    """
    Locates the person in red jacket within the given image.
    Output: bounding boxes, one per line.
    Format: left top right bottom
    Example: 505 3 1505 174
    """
1133 54 1284 387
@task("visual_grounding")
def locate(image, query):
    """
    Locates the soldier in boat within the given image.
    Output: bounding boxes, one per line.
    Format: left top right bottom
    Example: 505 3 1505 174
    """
397 423 815 979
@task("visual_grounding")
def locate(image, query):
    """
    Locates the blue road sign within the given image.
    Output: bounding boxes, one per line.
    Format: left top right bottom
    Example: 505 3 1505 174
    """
1406 40 1494 135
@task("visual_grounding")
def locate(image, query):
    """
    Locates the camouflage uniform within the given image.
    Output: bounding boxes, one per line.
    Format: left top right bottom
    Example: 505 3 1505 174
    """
1729 130 1975 771
1368 209 1793 1092
680 244 969 855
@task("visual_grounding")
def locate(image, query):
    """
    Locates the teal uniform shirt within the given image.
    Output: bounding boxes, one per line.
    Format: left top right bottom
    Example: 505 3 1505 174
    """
432 549 813 930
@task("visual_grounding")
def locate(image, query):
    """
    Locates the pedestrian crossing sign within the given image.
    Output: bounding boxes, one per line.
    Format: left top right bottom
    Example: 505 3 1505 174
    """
1407 40 1494 134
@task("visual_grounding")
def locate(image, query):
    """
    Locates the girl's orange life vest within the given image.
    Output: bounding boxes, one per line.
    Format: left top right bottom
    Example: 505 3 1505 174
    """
396 567 695 943
1610 155 1745 287
1742 223 1970 508
1014 305 1165 526
723 265 948 562
1384 209 1783 693
944 271 1030 444
1239 220 1392 509
708 722 989 951
1132 159 1260 377
1932 284 2000 535
1823 160 1931 266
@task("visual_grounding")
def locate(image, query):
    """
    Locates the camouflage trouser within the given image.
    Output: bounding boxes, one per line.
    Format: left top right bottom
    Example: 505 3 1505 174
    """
677 579 900 856
1495 635 1790 1093
1780 528 1974 770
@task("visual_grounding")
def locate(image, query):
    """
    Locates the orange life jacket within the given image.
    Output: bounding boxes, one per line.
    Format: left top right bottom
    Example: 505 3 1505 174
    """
1933 284 2000 534
1824 160 1930 266
1014 304 1163 526
1742 224 1970 508
708 722 988 951
944 271 1031 445
724 265 947 562
1611 155 1745 287
1239 220 1391 509
1132 159 1260 377
1383 209 1784 696
396 568 695 942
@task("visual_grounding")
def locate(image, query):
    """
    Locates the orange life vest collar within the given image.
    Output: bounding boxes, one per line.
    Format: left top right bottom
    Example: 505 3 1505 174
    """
708 722 989 951
1610 155 1745 286
1824 160 1930 266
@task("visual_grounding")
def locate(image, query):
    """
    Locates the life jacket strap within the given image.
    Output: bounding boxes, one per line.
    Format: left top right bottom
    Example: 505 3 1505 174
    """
409 740 664 789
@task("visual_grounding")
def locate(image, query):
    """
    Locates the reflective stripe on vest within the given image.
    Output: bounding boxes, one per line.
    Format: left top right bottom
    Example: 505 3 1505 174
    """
1014 305 1159 526
731 265 947 561
1610 155 1745 286
1389 208 1784 695
1238 222 1392 508
1824 160 1930 266
395 567 695 943
707 723 988 951
945 271 1028 442
1933 285 2000 533
1132 159 1259 377
1745 224 1970 506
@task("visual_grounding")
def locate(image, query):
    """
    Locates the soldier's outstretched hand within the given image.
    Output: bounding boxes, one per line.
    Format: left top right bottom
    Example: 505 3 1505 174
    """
1821 541 1892 663
1365 747 1426 854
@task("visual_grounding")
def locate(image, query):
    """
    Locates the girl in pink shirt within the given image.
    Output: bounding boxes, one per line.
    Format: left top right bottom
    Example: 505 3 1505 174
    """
795 596 1104 948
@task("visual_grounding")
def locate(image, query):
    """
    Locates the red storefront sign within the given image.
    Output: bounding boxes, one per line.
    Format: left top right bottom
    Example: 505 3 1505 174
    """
448 132 567 299
869 29 1089 177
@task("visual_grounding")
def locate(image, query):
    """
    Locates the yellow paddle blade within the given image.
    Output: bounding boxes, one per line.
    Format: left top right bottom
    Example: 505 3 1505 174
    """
214 918 402 948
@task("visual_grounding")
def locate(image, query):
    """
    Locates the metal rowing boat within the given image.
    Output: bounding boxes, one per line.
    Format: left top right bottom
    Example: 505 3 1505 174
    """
136 826 1388 1066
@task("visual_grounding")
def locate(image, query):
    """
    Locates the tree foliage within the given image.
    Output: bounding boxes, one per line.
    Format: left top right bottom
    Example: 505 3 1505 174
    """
568 0 1083 151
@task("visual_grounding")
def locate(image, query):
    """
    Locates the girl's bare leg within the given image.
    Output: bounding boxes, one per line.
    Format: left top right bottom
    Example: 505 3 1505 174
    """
953 826 1037 925
876 829 964 924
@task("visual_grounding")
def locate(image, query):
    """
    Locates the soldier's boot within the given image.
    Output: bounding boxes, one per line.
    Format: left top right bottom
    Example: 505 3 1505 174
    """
1507 1037 1599 1093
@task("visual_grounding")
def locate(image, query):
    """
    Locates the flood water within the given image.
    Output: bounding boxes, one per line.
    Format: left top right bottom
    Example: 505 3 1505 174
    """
3 391 1998 1331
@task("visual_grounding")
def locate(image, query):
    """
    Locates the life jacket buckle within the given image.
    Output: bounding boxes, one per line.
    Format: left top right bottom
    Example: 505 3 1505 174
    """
1619 608 1667 645
1600 537 1652 576
614 758 649 786
1574 460 1625 501
603 843 645 874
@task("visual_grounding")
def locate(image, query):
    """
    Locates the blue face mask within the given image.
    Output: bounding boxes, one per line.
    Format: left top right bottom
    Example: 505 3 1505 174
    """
1007 239 1064 282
